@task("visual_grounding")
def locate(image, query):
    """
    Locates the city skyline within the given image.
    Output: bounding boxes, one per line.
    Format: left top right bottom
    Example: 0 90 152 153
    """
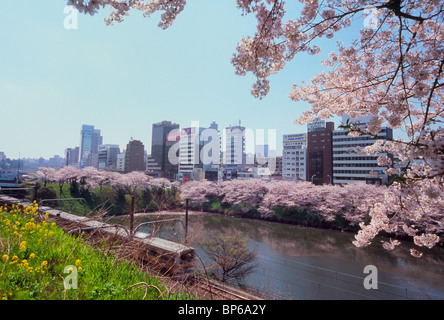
0 2 362 160
0 118 320 161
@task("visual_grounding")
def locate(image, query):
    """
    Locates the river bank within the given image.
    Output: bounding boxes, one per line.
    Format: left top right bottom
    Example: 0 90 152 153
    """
118 212 444 300
129 207 443 248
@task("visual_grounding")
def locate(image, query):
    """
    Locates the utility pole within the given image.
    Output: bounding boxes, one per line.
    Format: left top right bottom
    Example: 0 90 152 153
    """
185 198 189 242
16 152 20 181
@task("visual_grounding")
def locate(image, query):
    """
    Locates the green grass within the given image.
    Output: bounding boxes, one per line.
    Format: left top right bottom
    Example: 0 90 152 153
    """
0 202 194 300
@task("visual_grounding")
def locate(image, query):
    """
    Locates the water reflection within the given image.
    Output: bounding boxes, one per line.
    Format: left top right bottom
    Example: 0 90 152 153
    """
109 213 444 300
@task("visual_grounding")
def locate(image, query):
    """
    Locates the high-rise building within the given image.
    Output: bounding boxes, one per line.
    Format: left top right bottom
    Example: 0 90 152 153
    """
149 121 180 180
98 144 120 170
271 156 283 179
178 127 205 181
80 125 102 168
332 115 393 185
224 124 246 169
306 118 335 185
221 124 247 180
202 121 221 181
282 133 306 181
124 139 145 172
116 152 125 172
65 147 80 167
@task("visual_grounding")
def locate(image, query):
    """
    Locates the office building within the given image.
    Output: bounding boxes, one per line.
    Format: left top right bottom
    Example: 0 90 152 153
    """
332 115 393 185
203 121 221 181
98 144 120 170
221 124 247 180
65 147 80 167
124 139 145 172
79 125 102 168
271 156 283 180
282 133 307 181
306 118 335 185
149 121 180 180
177 127 205 181
116 152 125 172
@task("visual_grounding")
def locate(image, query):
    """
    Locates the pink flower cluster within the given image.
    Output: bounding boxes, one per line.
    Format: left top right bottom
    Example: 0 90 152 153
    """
179 178 442 256
67 0 186 28
34 166 171 195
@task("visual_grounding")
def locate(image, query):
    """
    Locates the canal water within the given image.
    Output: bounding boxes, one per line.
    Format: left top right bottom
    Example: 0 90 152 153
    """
109 213 444 300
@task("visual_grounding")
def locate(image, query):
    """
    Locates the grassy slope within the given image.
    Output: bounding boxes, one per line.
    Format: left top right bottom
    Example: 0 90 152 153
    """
0 202 193 300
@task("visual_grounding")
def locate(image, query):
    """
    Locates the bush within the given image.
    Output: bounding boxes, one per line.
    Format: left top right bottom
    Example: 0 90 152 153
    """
35 187 57 205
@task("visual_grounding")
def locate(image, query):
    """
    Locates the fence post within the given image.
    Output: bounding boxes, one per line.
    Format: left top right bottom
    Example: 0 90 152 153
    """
185 198 189 243
130 195 135 237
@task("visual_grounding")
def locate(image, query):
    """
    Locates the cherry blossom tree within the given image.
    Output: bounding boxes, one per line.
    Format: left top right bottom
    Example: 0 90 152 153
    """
218 179 269 214
34 167 57 187
258 181 323 218
66 0 443 256
34 167 154 232
179 180 220 209
52 165 81 196
319 183 387 226
232 0 444 256
55 166 80 185
109 170 152 234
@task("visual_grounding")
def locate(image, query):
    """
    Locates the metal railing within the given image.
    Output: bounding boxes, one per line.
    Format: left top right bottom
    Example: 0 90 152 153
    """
134 218 188 242
0 187 35 193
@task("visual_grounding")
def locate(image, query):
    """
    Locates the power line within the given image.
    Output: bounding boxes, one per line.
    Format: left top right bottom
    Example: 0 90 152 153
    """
251 254 444 300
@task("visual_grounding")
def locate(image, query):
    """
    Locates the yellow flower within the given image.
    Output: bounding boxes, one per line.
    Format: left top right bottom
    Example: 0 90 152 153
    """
2 254 8 262
19 241 26 251
10 255 18 264
41 260 48 268
29 253 35 259
75 259 81 267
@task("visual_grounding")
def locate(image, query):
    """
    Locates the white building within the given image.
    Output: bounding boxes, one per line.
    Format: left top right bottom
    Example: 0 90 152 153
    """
177 127 205 181
98 144 120 170
332 115 393 185
282 133 307 181
224 125 247 170
116 152 126 172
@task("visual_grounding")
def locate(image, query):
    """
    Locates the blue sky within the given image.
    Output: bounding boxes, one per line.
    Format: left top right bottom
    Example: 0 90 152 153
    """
0 1 359 159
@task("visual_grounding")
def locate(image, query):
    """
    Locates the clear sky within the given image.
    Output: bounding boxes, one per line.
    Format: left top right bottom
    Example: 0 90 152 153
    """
0 1 358 160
